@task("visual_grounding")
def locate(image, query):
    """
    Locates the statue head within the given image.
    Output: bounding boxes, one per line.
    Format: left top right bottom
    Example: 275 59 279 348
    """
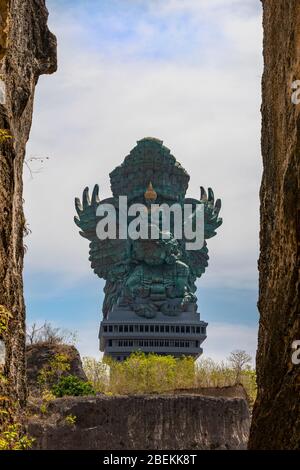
109 137 190 203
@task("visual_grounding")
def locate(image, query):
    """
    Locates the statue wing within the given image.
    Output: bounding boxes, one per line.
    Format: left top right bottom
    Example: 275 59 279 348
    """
182 187 222 278
74 185 129 280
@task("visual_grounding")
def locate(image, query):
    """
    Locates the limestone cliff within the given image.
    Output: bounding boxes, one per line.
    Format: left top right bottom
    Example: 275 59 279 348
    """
249 0 300 449
27 391 250 450
0 0 56 406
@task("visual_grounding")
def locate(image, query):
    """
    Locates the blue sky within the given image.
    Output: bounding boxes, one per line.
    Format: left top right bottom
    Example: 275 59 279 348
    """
24 0 263 362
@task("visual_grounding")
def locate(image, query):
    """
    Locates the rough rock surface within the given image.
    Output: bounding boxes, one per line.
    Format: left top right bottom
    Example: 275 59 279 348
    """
173 384 248 399
27 390 250 450
0 1 56 405
249 0 300 449
26 343 87 396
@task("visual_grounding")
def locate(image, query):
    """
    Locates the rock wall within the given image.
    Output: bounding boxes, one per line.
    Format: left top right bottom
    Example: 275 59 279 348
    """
0 0 56 406
27 392 250 450
249 0 300 449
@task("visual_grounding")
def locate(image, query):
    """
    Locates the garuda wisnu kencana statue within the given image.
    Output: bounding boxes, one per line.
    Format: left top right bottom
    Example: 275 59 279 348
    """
74 138 222 320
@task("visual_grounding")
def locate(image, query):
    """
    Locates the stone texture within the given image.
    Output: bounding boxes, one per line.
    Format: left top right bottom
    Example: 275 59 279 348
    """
27 389 250 450
249 0 300 450
26 343 87 396
0 0 56 406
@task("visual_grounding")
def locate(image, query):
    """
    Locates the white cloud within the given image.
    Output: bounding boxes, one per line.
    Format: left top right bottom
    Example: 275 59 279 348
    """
76 321 103 360
24 0 263 292
202 322 257 364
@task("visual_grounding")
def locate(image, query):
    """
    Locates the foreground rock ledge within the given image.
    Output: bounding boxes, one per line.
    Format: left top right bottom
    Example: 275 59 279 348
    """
26 391 250 450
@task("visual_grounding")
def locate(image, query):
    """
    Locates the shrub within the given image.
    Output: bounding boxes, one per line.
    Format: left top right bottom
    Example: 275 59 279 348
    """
106 352 195 395
195 358 235 387
38 353 71 390
0 129 12 144
100 351 256 405
0 305 12 336
82 356 110 393
40 403 48 415
41 390 56 402
0 424 34 450
52 375 95 398
239 368 257 406
65 414 77 426
195 356 257 406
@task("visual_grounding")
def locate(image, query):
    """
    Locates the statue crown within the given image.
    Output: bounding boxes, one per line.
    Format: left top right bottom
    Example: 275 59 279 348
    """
109 137 190 202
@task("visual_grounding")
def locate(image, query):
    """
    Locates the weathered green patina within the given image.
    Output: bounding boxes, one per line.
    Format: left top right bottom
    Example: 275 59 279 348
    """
74 138 222 319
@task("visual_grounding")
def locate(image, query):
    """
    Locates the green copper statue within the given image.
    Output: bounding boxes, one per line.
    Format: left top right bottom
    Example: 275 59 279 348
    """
74 138 222 320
